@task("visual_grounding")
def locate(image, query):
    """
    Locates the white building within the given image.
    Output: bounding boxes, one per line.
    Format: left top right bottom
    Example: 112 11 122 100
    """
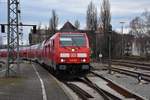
0 34 3 45
131 38 150 56
132 40 140 56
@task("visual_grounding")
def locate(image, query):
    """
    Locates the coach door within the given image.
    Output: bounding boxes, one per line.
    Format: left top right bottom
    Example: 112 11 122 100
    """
52 39 55 60
50 40 55 67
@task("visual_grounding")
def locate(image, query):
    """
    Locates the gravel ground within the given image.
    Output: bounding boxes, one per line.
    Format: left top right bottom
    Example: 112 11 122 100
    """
92 63 150 100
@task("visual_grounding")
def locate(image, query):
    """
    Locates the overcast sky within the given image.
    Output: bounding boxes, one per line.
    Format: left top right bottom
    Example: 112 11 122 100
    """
0 0 150 44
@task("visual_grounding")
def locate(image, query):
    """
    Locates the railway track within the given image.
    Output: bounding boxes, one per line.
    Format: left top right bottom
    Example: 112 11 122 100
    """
64 81 99 100
110 67 150 82
106 60 150 71
38 61 146 100
112 60 150 66
83 77 122 100
90 71 146 100
63 78 120 100
60 72 145 100
101 59 150 82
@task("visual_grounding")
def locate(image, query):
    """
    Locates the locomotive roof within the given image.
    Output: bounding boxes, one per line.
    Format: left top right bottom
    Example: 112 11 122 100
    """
60 32 86 36
44 32 87 46
30 44 39 49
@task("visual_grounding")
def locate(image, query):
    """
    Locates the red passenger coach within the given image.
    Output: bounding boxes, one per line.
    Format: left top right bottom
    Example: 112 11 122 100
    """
43 32 91 74
0 49 7 57
28 44 39 60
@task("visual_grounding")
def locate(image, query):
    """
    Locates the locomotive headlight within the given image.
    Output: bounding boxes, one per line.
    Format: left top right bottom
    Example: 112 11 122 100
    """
82 59 86 62
77 53 87 58
60 58 65 62
72 48 75 52
60 53 69 58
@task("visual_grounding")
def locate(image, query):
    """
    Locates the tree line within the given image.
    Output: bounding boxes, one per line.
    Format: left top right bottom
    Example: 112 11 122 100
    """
31 0 116 60
33 0 150 60
46 0 111 34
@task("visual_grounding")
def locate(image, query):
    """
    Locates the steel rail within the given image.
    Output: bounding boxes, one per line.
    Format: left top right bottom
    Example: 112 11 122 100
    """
82 77 120 100
90 71 145 100
112 61 150 71
64 82 93 100
112 60 150 66
111 67 150 82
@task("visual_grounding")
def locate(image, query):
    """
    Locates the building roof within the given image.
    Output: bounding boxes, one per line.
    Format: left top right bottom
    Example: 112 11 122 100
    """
60 21 78 32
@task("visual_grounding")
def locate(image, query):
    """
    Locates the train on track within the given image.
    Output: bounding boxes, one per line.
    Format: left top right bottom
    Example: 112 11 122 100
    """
0 32 91 75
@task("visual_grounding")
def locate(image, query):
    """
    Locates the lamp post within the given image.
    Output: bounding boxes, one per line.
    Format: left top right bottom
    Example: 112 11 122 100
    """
120 21 125 58
108 24 112 74
96 32 98 61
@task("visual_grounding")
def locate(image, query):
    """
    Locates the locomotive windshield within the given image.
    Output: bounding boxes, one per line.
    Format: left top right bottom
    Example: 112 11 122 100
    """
60 34 86 46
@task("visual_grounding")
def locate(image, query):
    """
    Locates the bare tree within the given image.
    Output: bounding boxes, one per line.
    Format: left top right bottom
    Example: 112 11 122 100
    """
100 0 111 34
86 1 97 31
49 9 58 34
142 10 150 36
129 10 150 56
99 0 111 58
129 17 144 37
74 20 80 29
130 10 150 37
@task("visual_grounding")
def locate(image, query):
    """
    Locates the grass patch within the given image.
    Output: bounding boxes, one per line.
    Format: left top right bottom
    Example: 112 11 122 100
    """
0 76 25 86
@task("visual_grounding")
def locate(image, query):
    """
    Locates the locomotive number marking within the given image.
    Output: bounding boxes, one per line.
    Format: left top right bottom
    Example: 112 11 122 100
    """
69 59 77 62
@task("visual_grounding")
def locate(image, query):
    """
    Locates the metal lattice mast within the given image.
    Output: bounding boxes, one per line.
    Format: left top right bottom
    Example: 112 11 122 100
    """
6 0 20 76
18 0 23 45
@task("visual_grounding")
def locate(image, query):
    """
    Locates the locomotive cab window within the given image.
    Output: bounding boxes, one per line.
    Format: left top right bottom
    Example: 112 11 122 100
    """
60 34 86 47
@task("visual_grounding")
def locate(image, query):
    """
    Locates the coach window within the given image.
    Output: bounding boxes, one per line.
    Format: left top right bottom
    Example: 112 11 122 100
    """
48 44 50 53
47 45 49 56
49 41 52 51
45 46 47 56
46 46 49 57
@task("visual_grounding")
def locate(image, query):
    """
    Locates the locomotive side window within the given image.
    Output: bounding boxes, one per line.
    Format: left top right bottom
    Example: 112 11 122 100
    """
60 34 86 47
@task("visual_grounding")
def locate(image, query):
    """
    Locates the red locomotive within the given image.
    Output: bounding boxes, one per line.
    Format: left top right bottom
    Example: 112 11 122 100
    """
20 32 91 75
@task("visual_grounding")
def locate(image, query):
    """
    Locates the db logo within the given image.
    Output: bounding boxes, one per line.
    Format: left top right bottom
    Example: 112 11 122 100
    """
70 53 76 57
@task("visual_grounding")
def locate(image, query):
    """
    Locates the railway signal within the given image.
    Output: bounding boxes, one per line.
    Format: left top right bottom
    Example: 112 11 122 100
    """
99 53 102 64
1 25 5 33
120 21 125 58
33 25 36 34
